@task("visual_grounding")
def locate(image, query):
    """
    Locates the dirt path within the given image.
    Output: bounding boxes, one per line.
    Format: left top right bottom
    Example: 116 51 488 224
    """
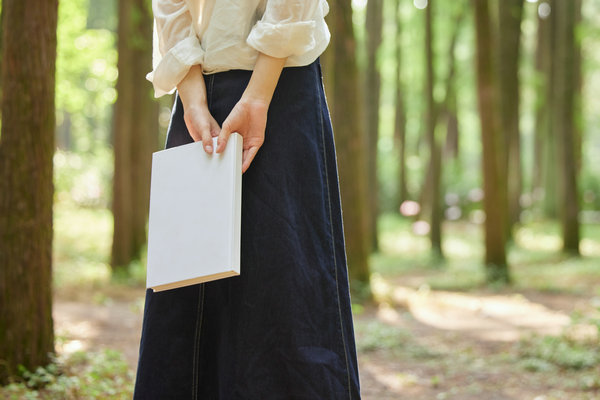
53 285 599 399
354 285 599 399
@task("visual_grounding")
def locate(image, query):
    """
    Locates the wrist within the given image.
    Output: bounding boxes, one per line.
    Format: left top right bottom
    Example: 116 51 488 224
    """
242 53 286 106
240 90 271 107
177 65 208 109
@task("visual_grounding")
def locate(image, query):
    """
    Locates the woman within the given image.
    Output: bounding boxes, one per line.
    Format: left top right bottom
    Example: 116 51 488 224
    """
134 1 361 398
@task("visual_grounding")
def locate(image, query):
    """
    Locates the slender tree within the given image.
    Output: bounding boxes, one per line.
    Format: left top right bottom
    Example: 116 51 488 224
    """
365 0 383 251
323 0 370 291
498 0 524 230
532 4 550 196
0 0 58 383
442 8 465 159
111 0 159 273
424 0 444 259
393 0 408 205
552 0 580 254
0 4 3 115
473 0 510 283
572 0 583 173
443 89 459 159
542 0 558 217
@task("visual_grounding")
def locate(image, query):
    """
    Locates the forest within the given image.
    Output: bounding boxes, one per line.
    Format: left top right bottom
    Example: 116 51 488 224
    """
1 0 599 398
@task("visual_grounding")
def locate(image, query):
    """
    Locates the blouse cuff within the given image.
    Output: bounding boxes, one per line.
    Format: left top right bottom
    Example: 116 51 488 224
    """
147 36 205 98
246 20 317 59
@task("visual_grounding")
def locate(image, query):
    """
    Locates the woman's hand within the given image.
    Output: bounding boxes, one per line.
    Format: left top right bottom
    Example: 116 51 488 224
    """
183 103 221 153
177 65 220 153
217 53 286 173
219 97 268 173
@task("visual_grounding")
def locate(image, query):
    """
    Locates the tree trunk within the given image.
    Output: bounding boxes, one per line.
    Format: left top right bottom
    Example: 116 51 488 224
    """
393 0 408 205
424 0 443 259
56 112 73 151
365 0 383 252
444 94 459 159
442 9 464 160
572 0 583 174
0 4 3 117
542 0 558 218
532 7 550 197
111 0 158 273
111 0 135 272
323 0 370 291
552 0 580 254
0 0 58 383
473 0 510 283
498 0 524 231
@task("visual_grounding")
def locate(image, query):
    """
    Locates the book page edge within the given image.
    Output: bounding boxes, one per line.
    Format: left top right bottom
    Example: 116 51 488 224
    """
150 270 240 292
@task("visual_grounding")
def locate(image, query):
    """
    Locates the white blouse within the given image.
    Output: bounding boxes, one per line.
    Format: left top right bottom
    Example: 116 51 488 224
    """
148 0 331 98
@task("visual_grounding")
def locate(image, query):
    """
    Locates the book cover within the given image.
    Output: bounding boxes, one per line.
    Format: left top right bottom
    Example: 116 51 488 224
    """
146 133 242 292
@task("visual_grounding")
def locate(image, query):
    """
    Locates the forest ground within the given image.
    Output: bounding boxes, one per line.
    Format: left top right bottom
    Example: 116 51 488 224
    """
7 206 593 399
53 269 600 400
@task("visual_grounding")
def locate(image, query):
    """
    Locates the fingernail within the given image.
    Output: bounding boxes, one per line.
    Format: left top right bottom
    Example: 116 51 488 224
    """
205 145 213 153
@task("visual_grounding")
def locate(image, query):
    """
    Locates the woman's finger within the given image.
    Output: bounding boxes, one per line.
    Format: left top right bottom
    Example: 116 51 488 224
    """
209 118 221 138
183 114 202 142
186 111 216 154
200 123 214 154
216 124 230 154
241 146 259 173
216 117 235 154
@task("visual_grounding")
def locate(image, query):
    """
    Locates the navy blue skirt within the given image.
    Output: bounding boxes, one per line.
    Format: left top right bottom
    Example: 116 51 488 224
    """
134 60 361 399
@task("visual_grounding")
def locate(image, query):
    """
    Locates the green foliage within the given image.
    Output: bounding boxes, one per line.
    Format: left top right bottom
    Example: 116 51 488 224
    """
56 0 117 152
18 360 62 390
354 319 437 359
373 0 483 213
355 319 409 352
367 0 600 223
86 0 117 31
54 149 113 208
1 350 133 399
518 334 600 371
581 1 600 215
110 258 148 287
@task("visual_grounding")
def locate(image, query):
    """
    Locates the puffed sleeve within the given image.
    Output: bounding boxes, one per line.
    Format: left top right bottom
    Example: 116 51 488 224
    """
246 0 330 59
147 0 205 98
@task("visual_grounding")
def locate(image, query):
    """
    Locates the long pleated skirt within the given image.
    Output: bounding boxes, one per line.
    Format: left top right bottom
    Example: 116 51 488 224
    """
133 60 361 399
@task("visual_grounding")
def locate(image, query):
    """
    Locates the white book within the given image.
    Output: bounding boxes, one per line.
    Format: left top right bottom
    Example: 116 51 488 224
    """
146 133 242 292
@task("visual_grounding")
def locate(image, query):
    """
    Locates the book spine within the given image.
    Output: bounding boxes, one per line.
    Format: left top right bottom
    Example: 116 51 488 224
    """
231 133 242 274
146 152 158 289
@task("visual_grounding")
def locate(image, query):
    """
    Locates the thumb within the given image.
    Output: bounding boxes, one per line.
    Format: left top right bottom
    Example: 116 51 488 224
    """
216 116 235 154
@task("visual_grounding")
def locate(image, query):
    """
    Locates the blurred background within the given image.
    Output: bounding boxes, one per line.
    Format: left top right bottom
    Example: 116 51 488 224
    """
1 0 599 398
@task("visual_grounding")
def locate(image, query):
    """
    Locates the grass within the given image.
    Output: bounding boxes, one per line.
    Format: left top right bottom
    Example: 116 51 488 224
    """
52 202 113 289
354 318 438 359
517 334 600 371
53 201 147 293
1 350 134 399
373 213 600 294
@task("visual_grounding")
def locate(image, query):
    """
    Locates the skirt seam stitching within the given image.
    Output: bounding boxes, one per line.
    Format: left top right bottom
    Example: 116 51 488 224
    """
316 67 352 400
192 284 205 399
